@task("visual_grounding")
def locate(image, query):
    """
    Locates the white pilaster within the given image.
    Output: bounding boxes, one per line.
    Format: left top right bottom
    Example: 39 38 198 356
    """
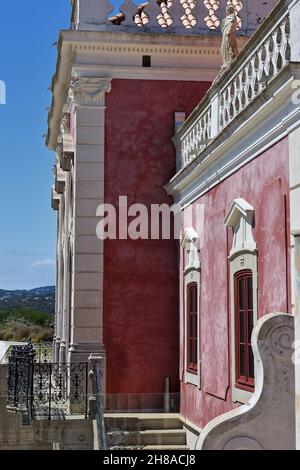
68 77 111 365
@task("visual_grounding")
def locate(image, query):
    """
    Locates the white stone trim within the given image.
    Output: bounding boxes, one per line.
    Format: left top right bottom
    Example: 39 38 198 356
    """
225 199 258 403
182 229 201 388
72 64 217 82
181 227 200 271
229 254 258 404
184 269 201 388
225 198 256 259
166 64 300 207
47 29 240 149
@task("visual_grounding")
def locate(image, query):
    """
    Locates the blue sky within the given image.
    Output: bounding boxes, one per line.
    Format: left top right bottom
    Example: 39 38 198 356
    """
0 1 68 289
0 1 123 290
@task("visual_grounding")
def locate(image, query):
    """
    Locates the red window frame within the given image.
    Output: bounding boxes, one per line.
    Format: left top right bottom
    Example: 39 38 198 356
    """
187 282 198 374
234 270 255 391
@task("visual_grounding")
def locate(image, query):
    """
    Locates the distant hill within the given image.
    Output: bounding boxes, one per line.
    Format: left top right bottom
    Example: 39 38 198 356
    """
0 286 55 315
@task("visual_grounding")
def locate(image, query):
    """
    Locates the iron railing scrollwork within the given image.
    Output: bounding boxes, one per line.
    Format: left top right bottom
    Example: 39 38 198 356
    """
95 362 107 450
32 362 88 420
7 344 89 421
7 342 35 420
32 342 53 363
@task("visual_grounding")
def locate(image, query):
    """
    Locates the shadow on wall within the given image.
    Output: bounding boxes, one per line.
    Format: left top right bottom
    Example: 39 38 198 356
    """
0 365 52 450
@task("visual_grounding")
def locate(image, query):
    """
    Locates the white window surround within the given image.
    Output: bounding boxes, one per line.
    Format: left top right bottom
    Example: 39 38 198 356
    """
224 198 257 260
181 228 201 388
225 199 258 404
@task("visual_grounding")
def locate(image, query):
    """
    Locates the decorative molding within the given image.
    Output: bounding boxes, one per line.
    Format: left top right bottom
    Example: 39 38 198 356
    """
52 186 60 211
181 227 200 271
225 198 257 259
198 313 295 450
60 112 70 135
69 77 112 107
55 163 66 195
71 41 221 57
181 227 201 388
46 28 229 150
229 252 258 404
225 198 258 403
184 268 201 388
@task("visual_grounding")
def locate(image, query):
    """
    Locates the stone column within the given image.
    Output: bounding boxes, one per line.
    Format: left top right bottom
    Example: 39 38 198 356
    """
60 174 72 364
54 210 60 364
68 77 111 367
55 194 64 363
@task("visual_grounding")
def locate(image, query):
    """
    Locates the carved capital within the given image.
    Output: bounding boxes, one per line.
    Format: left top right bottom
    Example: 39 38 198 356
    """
60 112 70 136
69 78 112 107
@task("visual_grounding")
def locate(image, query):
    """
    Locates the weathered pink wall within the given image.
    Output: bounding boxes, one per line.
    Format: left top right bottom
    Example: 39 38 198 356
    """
180 137 291 428
104 78 211 403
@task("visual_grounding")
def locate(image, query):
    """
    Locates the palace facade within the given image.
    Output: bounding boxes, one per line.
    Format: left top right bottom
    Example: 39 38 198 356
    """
48 0 300 449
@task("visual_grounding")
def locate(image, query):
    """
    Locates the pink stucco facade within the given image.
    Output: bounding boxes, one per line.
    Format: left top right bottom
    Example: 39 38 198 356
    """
103 79 211 405
180 137 291 428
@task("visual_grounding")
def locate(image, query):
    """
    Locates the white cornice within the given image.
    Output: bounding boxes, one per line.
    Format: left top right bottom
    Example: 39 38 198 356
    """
165 64 300 208
72 64 218 82
46 28 249 150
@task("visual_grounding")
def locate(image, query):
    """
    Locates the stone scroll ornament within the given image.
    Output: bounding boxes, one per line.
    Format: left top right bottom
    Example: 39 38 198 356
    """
197 313 295 450
221 6 239 71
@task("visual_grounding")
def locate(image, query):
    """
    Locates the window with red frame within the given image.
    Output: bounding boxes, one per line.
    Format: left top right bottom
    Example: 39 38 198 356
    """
187 282 198 374
234 270 255 391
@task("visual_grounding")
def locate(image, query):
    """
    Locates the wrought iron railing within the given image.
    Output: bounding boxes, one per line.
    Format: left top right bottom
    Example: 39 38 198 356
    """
32 342 53 363
7 342 35 421
174 0 291 170
33 362 88 420
7 343 89 421
95 362 107 450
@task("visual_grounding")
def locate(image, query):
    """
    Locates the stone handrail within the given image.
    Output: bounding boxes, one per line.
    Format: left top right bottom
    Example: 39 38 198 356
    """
174 0 291 170
198 313 295 450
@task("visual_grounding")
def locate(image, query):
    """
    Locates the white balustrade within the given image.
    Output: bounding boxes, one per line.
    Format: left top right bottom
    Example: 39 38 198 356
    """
175 2 291 169
71 0 272 35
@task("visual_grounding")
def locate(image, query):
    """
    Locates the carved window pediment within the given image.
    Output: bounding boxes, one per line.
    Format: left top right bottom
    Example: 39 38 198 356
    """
181 227 200 271
225 198 256 259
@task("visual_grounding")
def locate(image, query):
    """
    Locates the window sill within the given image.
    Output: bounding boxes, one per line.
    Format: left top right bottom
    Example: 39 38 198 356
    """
232 385 254 404
185 370 200 388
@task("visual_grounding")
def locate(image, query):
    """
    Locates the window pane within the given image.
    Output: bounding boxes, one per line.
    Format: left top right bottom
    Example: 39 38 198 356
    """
190 312 193 338
239 345 246 377
187 284 198 370
249 346 254 380
193 286 197 313
239 278 244 310
193 338 197 366
189 339 193 364
248 309 253 343
189 287 194 312
247 276 253 309
239 311 245 343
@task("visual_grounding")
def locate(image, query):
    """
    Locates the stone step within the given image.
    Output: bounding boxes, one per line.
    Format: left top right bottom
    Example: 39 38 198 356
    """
107 428 186 447
105 413 183 431
142 445 190 450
